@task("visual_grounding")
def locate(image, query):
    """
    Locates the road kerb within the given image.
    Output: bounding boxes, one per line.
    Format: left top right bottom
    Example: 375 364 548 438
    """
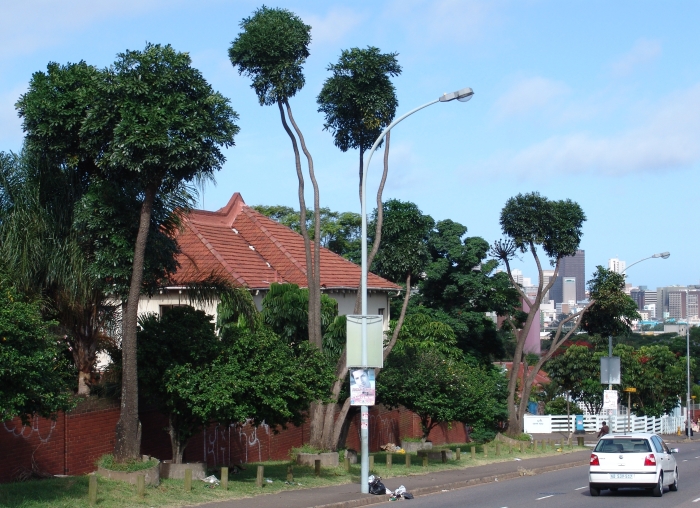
309 459 590 508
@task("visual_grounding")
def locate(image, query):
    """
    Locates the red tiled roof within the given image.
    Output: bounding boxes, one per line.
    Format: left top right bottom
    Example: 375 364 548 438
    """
495 362 551 387
170 193 399 291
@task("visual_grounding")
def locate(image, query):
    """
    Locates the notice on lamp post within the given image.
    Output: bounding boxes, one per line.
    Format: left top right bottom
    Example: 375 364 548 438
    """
350 368 375 406
603 389 618 411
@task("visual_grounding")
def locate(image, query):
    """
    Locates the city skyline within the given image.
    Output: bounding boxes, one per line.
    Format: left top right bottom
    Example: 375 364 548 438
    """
1 1 698 289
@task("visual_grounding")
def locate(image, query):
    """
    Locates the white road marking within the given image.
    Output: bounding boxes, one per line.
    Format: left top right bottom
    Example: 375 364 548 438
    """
575 487 587 490
692 497 700 502
536 495 554 500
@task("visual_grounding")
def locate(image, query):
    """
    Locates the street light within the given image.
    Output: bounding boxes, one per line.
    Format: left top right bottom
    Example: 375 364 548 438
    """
358 87 474 493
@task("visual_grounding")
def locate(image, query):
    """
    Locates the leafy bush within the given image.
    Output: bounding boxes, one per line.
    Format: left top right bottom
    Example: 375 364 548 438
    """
544 397 583 415
469 427 496 444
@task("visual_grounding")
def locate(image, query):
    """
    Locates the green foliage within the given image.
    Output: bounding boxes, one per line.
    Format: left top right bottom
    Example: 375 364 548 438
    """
317 46 401 154
369 199 433 284
167 327 334 430
616 343 689 417
137 307 221 456
496 192 586 261
0 281 74 424
468 427 496 444
97 454 158 472
380 314 507 439
253 205 361 261
544 397 583 416
261 283 345 358
229 6 311 105
546 345 604 414
580 267 640 337
413 219 520 361
82 43 239 192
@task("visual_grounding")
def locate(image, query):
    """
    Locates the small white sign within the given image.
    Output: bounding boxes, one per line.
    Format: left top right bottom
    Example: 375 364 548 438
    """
603 390 618 410
523 415 552 434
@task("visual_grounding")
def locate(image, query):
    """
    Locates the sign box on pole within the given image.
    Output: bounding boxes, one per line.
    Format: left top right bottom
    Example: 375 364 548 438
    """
600 356 621 385
346 315 384 368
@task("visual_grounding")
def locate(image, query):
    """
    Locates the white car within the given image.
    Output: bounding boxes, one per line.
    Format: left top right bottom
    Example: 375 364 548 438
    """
589 433 679 497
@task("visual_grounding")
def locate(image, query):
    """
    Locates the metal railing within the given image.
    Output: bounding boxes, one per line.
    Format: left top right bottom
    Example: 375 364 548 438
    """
524 414 685 435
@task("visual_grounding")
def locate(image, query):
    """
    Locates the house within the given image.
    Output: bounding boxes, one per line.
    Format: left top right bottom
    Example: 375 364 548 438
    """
137 192 400 324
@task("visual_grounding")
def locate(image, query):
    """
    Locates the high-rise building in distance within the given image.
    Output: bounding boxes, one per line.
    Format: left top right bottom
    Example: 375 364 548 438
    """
549 250 586 304
608 258 626 274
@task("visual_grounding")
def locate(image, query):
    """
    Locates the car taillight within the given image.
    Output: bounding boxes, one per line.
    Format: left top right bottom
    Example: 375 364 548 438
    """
644 454 656 466
590 453 599 466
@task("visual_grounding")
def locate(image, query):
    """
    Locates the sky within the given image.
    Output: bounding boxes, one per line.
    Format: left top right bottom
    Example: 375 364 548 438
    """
1 0 698 290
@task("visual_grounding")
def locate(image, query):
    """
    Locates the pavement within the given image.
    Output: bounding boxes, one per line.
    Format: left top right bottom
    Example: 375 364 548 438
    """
191 432 697 508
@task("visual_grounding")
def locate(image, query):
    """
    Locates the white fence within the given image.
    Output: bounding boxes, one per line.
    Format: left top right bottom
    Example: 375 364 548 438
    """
523 414 685 435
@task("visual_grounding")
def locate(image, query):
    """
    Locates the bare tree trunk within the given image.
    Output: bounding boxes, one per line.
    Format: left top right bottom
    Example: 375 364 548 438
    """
284 100 322 349
168 414 186 464
114 184 156 461
276 101 317 347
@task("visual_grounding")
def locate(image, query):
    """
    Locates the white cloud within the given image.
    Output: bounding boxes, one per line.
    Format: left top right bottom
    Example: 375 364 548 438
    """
0 0 189 60
305 7 365 47
494 82 700 178
493 77 570 119
610 39 662 77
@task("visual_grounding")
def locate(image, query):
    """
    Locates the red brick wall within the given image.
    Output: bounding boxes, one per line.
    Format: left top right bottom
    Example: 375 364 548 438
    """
1 402 467 482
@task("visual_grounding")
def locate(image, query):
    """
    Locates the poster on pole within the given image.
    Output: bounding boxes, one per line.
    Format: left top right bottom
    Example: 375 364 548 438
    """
603 389 618 410
350 368 375 406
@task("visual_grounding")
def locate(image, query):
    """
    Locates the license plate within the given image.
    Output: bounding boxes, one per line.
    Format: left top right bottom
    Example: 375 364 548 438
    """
610 474 633 479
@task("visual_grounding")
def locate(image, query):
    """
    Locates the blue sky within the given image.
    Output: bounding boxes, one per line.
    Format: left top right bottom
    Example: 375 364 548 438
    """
1 0 698 289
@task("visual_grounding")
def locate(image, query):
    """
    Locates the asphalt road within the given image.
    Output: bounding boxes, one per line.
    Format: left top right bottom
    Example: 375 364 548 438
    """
403 442 700 508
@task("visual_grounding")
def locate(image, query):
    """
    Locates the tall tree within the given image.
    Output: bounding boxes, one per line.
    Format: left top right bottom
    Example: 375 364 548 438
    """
229 5 328 446
493 194 638 435
317 47 401 318
81 43 239 461
229 6 323 351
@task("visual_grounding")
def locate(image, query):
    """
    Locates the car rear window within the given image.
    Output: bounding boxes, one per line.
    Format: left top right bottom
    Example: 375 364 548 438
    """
594 438 652 453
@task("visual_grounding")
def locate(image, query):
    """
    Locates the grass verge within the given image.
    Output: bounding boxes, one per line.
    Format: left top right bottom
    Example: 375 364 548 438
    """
0 442 587 508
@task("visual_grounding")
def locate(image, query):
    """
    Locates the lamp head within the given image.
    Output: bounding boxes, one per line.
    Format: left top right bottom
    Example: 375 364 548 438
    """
439 87 474 103
652 252 671 259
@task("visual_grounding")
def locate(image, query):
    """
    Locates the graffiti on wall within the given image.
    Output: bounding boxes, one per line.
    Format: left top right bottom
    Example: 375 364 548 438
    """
203 420 270 466
3 416 56 444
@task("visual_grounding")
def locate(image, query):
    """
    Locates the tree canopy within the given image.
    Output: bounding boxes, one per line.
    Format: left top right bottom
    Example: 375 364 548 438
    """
317 46 400 154
379 314 507 439
228 6 311 106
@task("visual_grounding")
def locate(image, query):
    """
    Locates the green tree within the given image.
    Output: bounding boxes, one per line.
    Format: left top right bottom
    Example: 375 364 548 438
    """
379 314 507 439
81 43 239 461
546 344 600 432
0 279 74 424
317 46 401 201
229 7 323 356
617 344 688 417
491 193 637 435
417 219 520 361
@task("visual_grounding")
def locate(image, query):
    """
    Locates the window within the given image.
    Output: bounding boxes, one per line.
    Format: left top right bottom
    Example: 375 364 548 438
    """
159 304 189 318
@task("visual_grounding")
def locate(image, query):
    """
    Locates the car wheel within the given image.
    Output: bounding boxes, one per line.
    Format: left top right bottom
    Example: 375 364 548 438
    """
590 484 600 497
669 469 678 491
652 473 664 497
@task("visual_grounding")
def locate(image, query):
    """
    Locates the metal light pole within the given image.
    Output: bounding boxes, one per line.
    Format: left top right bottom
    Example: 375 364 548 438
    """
687 300 692 440
359 87 474 493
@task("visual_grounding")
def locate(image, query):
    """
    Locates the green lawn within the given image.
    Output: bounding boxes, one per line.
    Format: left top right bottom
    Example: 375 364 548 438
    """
0 442 585 507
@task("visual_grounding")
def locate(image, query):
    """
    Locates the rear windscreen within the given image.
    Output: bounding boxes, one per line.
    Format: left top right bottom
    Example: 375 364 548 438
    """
594 438 652 453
